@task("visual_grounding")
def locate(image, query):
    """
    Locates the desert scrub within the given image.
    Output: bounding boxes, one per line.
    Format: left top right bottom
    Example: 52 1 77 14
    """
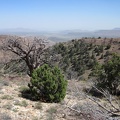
32 116 39 120
46 106 57 114
0 79 9 87
34 102 42 110
3 103 13 110
19 86 29 92
12 108 19 112
46 107 57 120
19 85 31 99
21 100 28 107
1 95 13 100
14 100 28 107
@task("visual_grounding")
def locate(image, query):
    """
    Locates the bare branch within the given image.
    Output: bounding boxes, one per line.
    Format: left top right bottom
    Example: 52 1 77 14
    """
86 86 120 117
2 36 47 76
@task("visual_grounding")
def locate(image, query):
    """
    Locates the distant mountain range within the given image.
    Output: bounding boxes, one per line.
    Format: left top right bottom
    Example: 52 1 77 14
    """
0 28 120 42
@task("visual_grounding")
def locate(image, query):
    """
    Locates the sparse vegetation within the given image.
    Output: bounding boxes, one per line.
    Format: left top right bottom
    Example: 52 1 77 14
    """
0 113 12 120
105 44 111 50
19 86 29 93
14 100 28 107
0 37 120 119
1 95 13 100
0 80 9 86
46 106 57 114
3 103 13 110
21 100 28 107
34 102 42 110
46 107 57 120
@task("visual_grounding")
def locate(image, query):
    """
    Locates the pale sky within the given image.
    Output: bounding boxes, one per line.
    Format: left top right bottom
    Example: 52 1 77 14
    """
0 0 120 31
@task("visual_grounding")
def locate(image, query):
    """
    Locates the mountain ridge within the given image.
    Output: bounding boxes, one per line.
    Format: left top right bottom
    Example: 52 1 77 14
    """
0 28 120 42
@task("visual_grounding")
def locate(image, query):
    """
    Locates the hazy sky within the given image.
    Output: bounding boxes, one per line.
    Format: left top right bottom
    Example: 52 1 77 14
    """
0 0 120 31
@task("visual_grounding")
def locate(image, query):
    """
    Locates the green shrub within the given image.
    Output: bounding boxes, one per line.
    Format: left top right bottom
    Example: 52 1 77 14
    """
105 44 111 50
100 54 104 59
94 54 120 95
98 37 101 39
28 64 67 102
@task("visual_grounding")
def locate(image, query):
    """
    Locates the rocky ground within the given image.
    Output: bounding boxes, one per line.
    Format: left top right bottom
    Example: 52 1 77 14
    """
0 74 93 120
0 75 61 120
0 74 119 120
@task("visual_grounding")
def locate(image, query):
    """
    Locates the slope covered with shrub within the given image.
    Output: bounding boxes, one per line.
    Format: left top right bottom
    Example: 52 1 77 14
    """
91 54 120 95
1 37 118 80
46 39 109 79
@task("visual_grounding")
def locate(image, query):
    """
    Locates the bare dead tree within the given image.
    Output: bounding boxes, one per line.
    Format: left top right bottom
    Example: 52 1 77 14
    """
87 86 120 117
65 81 120 119
2 36 48 76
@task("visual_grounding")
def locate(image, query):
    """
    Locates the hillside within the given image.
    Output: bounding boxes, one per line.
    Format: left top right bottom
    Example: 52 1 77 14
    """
0 36 120 79
0 36 120 119
45 37 120 80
